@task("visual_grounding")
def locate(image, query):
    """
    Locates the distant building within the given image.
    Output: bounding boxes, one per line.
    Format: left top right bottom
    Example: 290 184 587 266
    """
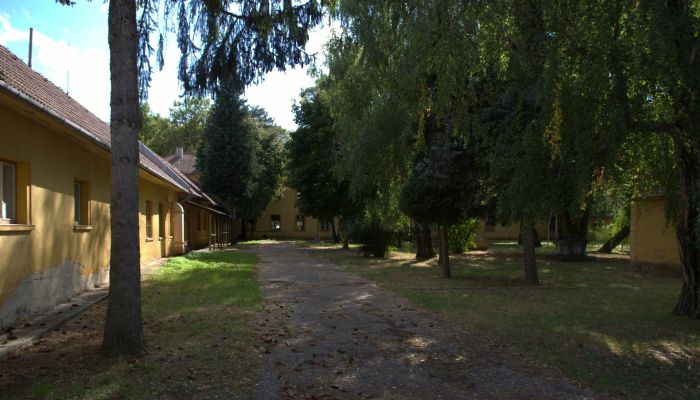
165 147 200 182
630 196 681 270
244 188 339 241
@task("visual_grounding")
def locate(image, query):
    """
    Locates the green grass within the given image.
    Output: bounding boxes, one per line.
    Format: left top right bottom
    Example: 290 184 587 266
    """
313 245 699 399
1 250 261 400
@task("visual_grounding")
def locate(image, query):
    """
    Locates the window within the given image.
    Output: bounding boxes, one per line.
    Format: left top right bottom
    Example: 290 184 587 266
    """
0 161 16 223
271 215 281 231
320 220 331 232
145 200 153 239
158 203 165 239
485 214 496 232
296 215 305 232
73 182 81 224
73 180 91 228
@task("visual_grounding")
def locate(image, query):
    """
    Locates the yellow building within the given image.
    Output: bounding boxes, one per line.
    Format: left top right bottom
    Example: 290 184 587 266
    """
244 188 338 240
476 218 551 242
0 45 228 329
630 196 681 270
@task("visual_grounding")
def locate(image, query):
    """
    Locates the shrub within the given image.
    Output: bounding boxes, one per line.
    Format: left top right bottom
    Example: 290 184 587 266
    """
448 218 478 254
347 215 393 258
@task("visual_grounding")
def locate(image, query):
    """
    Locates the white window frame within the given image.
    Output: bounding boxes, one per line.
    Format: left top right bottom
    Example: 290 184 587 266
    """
0 161 16 224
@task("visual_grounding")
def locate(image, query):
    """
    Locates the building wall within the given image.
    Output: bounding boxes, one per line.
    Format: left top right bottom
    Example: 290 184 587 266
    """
185 205 212 249
247 188 337 240
138 178 177 263
0 101 183 328
0 103 112 328
630 197 681 270
476 219 551 241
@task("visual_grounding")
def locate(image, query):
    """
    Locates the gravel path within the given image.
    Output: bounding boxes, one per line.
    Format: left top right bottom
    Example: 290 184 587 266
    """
252 243 601 400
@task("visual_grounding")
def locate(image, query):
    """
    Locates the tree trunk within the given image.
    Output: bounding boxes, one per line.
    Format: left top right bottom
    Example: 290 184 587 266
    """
521 219 539 284
331 219 339 243
240 217 247 240
440 225 451 278
597 225 630 253
555 207 589 257
671 134 700 318
102 0 145 357
412 219 436 260
230 207 237 244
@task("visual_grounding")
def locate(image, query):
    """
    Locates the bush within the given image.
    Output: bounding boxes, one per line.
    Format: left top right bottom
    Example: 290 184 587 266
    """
448 218 478 254
347 215 393 258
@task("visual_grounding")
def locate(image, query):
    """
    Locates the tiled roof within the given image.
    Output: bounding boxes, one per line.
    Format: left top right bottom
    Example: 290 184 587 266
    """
165 152 198 176
0 44 187 192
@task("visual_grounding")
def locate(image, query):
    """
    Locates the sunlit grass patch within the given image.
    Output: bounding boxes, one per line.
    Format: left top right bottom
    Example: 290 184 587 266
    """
0 250 261 400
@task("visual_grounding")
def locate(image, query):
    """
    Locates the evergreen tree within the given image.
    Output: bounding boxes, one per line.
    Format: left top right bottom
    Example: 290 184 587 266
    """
198 84 257 233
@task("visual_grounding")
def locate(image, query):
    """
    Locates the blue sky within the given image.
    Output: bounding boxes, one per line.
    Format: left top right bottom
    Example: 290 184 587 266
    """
0 1 329 130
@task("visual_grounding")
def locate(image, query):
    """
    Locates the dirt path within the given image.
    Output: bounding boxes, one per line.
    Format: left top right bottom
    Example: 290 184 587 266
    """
252 243 601 400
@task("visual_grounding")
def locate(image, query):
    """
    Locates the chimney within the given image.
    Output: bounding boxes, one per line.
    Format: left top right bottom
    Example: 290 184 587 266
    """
175 147 184 159
28 28 33 68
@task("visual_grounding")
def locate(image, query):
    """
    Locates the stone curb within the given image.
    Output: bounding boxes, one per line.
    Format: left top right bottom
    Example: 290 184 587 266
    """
0 258 168 359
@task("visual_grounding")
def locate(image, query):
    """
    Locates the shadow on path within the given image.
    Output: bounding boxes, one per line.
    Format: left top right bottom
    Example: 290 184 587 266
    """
251 242 601 400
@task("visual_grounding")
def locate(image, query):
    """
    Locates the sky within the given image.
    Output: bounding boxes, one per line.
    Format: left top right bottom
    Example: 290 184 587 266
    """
0 1 330 131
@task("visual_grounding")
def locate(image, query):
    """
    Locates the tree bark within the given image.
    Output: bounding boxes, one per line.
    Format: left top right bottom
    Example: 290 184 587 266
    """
555 206 589 257
671 134 700 318
521 219 540 284
102 0 145 357
230 207 238 244
412 219 436 260
240 217 247 240
440 225 451 278
331 219 339 243
597 225 630 253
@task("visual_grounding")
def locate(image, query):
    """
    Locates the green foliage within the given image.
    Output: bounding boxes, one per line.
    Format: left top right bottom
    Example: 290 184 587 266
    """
140 103 173 155
347 215 393 258
399 138 484 226
238 109 287 226
150 1 324 94
448 218 478 254
287 84 354 229
198 84 258 206
139 98 212 156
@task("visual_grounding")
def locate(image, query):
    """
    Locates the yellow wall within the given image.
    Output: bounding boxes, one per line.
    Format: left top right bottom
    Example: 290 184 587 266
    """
138 178 177 263
248 188 337 240
630 197 681 270
185 204 211 249
476 219 550 241
0 98 182 327
0 103 112 325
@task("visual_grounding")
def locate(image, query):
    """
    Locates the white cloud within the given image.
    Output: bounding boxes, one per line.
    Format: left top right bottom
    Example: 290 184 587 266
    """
243 22 333 131
0 13 334 129
147 38 183 117
0 15 111 122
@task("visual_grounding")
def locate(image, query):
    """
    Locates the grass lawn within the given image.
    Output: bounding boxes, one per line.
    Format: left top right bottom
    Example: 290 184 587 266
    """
0 250 261 400
312 245 699 399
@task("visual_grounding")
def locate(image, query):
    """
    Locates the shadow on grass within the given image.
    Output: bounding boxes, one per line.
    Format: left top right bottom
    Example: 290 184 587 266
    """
314 245 699 399
0 250 261 400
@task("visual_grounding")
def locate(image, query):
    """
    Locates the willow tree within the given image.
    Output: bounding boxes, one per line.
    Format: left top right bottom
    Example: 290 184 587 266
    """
328 0 485 263
611 0 700 318
83 0 325 356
